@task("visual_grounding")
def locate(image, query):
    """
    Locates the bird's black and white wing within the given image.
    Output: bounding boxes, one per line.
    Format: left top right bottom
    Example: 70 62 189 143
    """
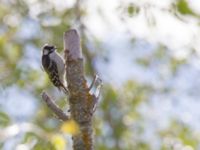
42 55 68 94
49 51 66 85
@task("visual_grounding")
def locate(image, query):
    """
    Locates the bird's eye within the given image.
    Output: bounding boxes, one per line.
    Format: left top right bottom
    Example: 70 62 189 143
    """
48 46 55 51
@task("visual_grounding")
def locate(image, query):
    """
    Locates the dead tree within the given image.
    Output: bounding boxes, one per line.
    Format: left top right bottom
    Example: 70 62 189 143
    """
42 29 101 150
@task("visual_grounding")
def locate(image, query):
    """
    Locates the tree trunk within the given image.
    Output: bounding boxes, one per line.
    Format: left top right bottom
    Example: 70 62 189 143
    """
64 29 97 150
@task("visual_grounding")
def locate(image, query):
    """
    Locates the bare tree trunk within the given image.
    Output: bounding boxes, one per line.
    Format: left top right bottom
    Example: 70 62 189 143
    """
64 29 98 150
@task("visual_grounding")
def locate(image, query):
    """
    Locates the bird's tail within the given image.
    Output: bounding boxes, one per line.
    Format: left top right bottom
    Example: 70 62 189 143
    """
59 84 69 95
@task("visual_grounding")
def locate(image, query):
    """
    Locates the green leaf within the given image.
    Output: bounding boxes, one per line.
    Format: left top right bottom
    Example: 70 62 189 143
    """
177 0 195 16
0 111 10 127
127 4 139 16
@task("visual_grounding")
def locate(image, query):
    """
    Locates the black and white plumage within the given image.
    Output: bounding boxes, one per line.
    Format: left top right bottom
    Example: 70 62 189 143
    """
42 44 68 94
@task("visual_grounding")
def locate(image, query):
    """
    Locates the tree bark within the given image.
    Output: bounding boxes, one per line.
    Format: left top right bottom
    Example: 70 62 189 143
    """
64 29 97 150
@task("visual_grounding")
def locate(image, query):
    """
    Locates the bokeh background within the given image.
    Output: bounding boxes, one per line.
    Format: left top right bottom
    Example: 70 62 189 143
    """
1 0 200 149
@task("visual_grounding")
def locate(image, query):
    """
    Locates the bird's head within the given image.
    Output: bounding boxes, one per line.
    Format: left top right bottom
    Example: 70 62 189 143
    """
42 44 56 55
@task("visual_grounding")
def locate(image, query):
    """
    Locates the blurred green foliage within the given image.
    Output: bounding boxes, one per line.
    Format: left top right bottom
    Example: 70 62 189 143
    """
0 0 200 150
0 112 10 127
176 0 195 16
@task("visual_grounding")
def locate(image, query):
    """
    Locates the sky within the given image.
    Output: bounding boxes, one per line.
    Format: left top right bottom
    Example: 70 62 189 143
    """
84 0 200 148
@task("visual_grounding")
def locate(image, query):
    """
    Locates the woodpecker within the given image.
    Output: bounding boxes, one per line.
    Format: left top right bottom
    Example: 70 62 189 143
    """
42 44 68 94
